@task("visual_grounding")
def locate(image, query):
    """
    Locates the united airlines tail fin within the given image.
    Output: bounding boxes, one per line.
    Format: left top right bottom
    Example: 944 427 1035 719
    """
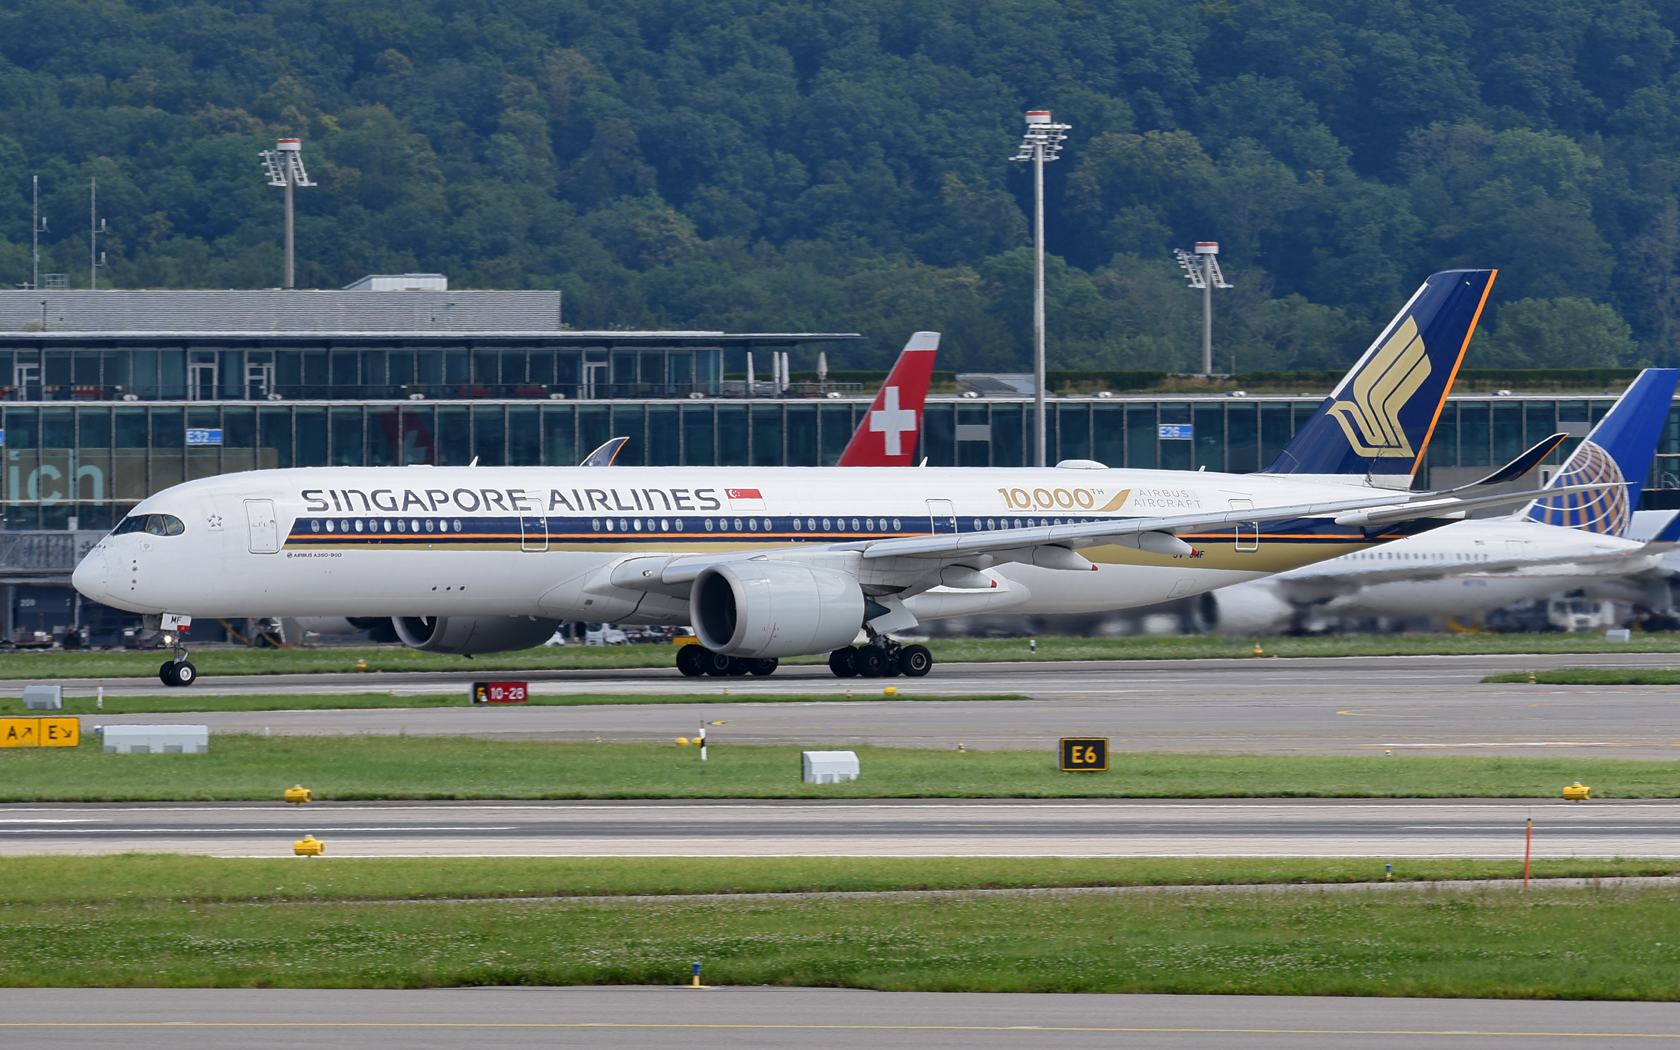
1261 269 1497 486
837 331 939 466
1523 367 1680 537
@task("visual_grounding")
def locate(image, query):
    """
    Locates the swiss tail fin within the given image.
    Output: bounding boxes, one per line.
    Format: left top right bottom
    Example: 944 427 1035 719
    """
1261 269 1496 484
1523 367 1680 537
837 331 939 466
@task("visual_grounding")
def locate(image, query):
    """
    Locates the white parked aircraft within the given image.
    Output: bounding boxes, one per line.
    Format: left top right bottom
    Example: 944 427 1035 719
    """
73 270 1596 686
1206 368 1680 632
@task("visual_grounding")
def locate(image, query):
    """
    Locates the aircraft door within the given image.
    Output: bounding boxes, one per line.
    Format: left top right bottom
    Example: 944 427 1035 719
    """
245 499 280 554
926 499 957 535
521 515 549 551
1229 499 1259 552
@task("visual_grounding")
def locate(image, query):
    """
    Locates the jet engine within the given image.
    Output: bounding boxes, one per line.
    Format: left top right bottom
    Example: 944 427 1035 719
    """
690 562 865 658
1201 581 1298 635
392 615 561 655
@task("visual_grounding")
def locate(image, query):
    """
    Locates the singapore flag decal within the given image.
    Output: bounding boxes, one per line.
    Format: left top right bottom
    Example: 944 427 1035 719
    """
727 488 767 510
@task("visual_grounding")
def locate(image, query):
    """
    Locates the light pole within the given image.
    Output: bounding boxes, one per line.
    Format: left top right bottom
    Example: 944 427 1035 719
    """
1174 242 1231 375
259 138 317 289
1011 109 1070 468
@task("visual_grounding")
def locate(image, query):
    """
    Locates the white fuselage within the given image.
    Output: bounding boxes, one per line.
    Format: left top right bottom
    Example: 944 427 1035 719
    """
1211 518 1659 630
73 464 1426 625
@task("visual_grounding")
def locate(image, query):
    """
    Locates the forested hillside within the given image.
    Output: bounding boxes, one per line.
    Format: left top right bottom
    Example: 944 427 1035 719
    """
3 0 1680 372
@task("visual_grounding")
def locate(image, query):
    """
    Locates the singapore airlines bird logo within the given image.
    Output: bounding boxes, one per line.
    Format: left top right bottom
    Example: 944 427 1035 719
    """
1326 316 1431 459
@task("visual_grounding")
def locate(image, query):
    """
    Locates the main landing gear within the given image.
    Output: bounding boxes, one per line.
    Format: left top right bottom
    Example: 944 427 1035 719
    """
827 639 932 679
674 640 934 679
676 643 777 678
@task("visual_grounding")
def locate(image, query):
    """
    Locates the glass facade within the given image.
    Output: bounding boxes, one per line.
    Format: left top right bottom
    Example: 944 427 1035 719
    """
0 340 728 401
7 394 1671 530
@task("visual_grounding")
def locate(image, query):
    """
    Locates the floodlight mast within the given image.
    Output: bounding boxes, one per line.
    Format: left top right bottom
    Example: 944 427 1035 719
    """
259 138 317 289
1011 109 1070 468
1174 242 1231 375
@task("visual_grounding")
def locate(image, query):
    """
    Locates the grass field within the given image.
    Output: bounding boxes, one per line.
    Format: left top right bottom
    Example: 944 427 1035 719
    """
2 735 1672 801
4 854 1670 904
0 691 1019 716
1485 667 1680 685
4 870 1678 995
3 632 1678 680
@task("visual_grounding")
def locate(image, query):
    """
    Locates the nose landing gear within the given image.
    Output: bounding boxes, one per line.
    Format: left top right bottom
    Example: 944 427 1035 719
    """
159 645 197 687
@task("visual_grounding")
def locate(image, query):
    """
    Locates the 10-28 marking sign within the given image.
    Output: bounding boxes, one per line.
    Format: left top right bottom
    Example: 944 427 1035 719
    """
1059 737 1108 772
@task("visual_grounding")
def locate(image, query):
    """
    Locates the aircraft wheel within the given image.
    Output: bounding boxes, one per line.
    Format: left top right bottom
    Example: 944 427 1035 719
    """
676 644 709 678
900 645 933 677
828 647 858 678
882 653 902 677
747 657 778 676
172 661 198 687
854 647 886 678
701 651 735 676
726 657 751 676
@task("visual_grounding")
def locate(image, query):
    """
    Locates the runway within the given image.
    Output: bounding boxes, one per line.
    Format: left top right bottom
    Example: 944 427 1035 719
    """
1 797 1670 857
3 987 1679 1049
37 652 1680 756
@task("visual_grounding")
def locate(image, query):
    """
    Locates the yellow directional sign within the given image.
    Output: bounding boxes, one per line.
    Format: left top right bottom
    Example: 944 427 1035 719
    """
0 717 80 747
1059 737 1108 772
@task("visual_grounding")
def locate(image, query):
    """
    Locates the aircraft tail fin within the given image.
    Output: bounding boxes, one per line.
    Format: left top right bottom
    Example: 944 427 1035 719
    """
1260 270 1496 484
837 331 939 466
1524 367 1680 537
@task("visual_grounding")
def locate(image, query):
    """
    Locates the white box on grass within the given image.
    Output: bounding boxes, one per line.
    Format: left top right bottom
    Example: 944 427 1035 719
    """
22 685 62 710
101 725 209 754
802 750 859 784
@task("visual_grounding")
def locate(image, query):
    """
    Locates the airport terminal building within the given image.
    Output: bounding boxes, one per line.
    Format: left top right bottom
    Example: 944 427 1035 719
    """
3 282 1677 643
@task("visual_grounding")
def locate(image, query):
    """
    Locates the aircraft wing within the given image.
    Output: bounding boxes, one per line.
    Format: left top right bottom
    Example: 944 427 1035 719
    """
1272 546 1657 604
851 482 1613 562
648 481 1613 586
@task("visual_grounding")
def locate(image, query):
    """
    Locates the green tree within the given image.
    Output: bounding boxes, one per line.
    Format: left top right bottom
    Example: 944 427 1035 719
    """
1478 297 1639 367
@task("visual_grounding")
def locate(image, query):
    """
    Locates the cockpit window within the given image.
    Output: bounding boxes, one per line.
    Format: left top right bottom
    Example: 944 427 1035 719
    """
113 514 185 537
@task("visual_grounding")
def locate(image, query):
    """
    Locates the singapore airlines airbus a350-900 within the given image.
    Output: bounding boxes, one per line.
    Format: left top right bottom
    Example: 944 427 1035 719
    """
71 270 1602 686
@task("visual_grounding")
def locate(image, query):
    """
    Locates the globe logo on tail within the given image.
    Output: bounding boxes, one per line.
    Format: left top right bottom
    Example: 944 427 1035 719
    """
1527 441 1629 536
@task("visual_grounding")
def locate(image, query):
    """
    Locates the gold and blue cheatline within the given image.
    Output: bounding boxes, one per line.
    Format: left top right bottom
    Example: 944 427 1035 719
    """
282 511 1442 572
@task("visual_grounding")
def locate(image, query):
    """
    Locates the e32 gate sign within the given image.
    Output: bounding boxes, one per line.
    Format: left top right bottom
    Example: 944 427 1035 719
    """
1059 737 1108 772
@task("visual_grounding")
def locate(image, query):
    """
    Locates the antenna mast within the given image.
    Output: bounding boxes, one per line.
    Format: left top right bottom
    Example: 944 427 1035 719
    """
31 176 39 292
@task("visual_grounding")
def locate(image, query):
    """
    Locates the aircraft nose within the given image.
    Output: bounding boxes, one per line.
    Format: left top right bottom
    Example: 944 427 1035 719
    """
72 547 108 601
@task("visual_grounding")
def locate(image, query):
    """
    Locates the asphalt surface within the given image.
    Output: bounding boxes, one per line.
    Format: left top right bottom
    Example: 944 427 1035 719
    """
4 987 1679 1049
33 651 1680 756
1 798 1670 857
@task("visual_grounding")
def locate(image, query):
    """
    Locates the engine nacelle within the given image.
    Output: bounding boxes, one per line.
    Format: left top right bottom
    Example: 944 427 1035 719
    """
690 562 865 658
392 615 561 655
1203 581 1296 635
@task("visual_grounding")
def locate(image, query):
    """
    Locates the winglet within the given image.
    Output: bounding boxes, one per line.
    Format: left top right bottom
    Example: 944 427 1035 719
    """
1451 433 1569 489
581 436 630 466
837 332 940 466
1261 270 1496 482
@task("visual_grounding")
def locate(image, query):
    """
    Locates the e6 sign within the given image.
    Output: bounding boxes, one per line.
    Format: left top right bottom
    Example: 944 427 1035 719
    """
1059 737 1108 772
